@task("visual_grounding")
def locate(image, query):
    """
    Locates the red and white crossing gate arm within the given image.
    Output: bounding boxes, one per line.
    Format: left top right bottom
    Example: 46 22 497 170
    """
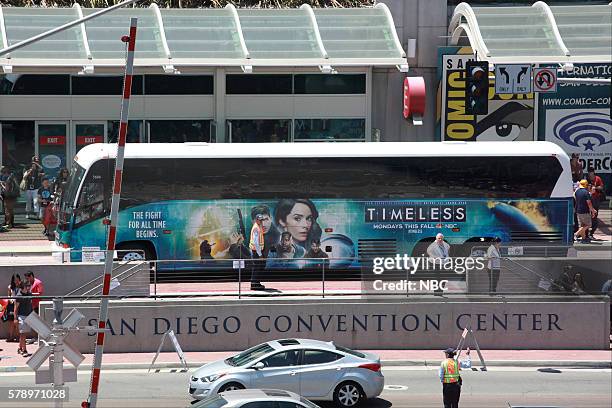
84 17 137 408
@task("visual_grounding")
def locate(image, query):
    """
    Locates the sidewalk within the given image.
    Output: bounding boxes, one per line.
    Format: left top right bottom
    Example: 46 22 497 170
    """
1 344 610 372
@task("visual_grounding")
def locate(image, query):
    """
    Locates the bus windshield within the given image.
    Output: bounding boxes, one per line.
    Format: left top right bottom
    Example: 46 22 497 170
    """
59 161 85 229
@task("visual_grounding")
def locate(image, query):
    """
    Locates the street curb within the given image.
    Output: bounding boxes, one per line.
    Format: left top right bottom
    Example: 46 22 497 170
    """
1 359 610 373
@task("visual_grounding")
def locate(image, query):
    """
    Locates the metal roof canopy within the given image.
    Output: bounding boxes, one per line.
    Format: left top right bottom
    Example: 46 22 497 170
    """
0 4 408 74
449 2 612 65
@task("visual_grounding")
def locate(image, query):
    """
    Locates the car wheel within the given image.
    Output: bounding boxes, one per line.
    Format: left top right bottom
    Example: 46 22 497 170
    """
333 381 363 407
219 382 244 393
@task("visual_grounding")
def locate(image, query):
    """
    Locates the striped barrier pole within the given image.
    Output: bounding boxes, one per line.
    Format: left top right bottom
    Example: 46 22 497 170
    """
83 17 137 408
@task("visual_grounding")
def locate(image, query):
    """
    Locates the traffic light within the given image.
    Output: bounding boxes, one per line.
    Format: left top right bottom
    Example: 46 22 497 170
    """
465 61 489 115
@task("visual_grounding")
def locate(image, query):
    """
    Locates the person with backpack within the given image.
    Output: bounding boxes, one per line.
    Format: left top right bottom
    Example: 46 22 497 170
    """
0 166 20 229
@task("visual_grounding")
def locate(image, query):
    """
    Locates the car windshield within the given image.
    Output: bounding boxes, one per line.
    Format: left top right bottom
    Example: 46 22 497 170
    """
300 397 322 408
192 395 227 408
225 343 274 366
335 345 366 359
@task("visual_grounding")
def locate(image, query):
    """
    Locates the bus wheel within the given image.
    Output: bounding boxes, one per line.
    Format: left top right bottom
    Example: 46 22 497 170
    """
116 242 155 262
122 251 145 261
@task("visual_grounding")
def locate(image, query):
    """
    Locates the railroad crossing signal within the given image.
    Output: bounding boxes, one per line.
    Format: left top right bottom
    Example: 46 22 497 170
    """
465 61 489 115
25 299 95 408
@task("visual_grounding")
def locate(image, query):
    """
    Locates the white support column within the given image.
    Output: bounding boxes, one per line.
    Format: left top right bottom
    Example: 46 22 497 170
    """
225 4 250 60
0 6 10 60
448 3 490 58
375 3 406 58
365 66 373 142
73 3 92 60
215 67 226 143
532 1 571 57
300 4 328 59
150 3 172 60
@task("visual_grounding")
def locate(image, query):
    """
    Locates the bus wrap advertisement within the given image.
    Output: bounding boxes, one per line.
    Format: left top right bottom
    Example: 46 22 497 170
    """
66 198 572 269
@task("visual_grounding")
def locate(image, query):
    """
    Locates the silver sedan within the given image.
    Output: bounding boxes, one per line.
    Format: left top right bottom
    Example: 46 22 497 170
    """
192 389 321 407
189 338 384 407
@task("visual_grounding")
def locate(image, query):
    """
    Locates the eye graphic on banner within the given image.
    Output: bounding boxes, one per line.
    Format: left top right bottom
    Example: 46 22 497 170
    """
553 111 612 152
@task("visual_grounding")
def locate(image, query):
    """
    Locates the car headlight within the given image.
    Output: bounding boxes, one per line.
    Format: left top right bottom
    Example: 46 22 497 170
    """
200 373 226 383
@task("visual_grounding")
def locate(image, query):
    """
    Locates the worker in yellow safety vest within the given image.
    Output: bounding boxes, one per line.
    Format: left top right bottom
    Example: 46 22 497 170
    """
249 214 266 291
439 347 471 408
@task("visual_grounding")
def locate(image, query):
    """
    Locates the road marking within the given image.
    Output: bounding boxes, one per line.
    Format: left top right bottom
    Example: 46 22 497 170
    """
384 385 409 391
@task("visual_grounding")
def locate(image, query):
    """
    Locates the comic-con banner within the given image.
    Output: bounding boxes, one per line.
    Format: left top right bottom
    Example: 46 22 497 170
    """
538 63 611 178
69 198 571 268
437 47 534 141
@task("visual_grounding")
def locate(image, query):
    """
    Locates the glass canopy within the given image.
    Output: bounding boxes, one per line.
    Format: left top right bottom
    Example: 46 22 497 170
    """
449 2 612 64
0 4 407 72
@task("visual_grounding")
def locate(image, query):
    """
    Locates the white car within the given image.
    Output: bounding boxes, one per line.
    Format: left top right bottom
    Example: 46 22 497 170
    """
189 339 384 407
192 389 321 407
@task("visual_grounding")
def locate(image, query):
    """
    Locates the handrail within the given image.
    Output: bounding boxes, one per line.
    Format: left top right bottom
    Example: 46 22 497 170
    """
64 252 145 297
80 261 148 300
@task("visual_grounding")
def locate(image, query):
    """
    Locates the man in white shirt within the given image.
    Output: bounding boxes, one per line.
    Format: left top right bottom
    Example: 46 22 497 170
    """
427 233 451 259
486 237 502 293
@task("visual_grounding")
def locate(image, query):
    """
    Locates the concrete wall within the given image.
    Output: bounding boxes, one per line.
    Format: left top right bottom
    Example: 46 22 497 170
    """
39 298 610 353
373 0 448 141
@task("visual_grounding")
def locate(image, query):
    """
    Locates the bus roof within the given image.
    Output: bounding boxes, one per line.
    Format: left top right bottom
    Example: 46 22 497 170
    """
74 141 569 169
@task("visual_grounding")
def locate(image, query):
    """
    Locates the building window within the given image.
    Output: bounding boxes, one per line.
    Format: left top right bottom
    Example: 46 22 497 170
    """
147 120 212 143
145 75 213 95
72 76 143 95
0 74 70 95
294 74 366 94
294 119 365 141
108 120 142 143
226 74 292 94
228 120 291 143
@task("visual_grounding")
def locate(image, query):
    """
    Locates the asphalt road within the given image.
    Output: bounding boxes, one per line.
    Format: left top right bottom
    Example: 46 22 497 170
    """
0 366 610 408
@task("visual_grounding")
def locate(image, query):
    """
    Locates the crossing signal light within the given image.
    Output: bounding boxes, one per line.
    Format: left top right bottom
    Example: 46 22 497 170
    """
465 61 489 115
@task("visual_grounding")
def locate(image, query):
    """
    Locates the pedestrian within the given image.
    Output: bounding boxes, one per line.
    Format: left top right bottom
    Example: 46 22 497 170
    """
37 177 53 235
439 347 471 408
2 274 21 343
573 179 597 243
23 271 43 315
14 278 32 357
587 167 605 239
486 237 502 294
53 168 70 198
22 157 44 219
427 233 451 259
1 166 19 229
249 214 266 290
570 153 583 182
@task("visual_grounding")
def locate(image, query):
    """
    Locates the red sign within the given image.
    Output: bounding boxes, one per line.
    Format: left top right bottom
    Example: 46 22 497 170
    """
403 76 426 120
77 135 104 146
40 136 66 146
